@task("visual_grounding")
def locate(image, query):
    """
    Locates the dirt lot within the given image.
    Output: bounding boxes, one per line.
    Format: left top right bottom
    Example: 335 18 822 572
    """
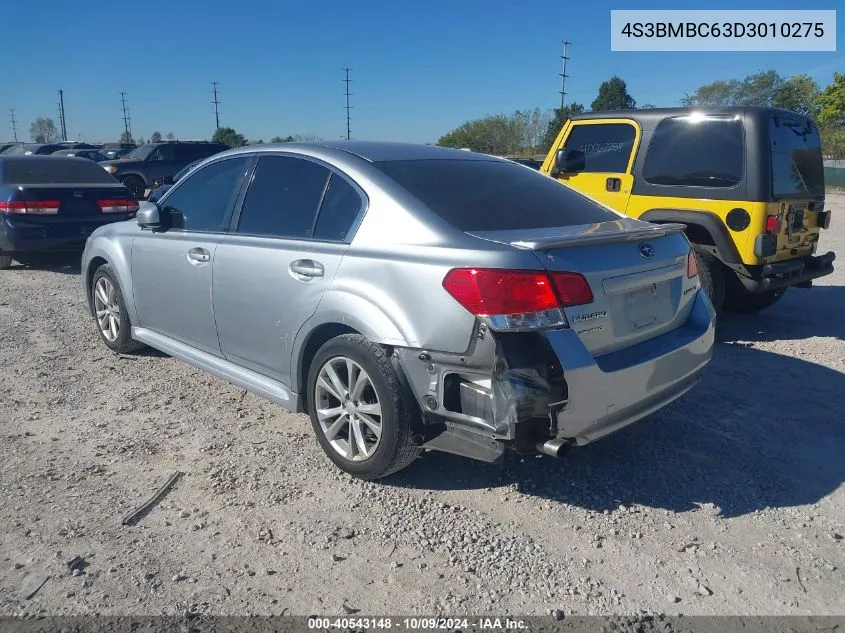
1 195 843 618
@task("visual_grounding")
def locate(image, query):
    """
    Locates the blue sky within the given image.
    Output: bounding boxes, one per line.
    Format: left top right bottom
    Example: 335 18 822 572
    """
2 0 842 144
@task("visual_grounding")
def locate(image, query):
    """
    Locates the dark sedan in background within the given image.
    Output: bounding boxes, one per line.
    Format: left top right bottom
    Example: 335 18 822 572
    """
2 143 70 156
0 156 138 270
52 148 110 162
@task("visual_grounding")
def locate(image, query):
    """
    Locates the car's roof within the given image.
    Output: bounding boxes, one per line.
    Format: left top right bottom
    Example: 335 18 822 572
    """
226 140 497 163
569 105 812 126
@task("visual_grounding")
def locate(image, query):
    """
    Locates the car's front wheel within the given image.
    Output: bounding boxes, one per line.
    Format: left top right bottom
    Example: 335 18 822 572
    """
91 264 144 354
306 334 421 479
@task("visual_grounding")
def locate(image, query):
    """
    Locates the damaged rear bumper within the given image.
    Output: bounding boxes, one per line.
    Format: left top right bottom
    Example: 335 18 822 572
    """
395 291 715 462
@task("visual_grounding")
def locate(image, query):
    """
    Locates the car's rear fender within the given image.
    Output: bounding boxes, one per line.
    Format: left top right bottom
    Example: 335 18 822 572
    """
81 232 136 322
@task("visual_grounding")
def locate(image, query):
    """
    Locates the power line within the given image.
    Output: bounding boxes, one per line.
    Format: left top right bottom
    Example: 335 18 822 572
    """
9 109 18 142
343 68 353 141
559 40 571 108
57 90 67 141
212 82 221 130
120 92 131 139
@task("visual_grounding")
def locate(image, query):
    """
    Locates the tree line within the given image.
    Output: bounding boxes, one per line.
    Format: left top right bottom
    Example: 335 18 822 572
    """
436 72 845 159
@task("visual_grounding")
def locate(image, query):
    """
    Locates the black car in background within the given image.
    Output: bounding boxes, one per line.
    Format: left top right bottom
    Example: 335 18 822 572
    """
101 143 136 160
99 141 229 198
0 156 138 270
147 158 203 202
52 148 110 162
2 143 69 156
0 143 18 154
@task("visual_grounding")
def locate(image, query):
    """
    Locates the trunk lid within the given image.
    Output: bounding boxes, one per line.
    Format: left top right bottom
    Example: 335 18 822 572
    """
468 218 699 356
12 184 134 217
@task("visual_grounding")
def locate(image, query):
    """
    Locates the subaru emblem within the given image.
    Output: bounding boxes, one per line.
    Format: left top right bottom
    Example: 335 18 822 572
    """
638 242 655 258
73 191 83 199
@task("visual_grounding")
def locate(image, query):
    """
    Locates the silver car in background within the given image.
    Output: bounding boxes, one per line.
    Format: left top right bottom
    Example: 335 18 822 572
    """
81 141 715 479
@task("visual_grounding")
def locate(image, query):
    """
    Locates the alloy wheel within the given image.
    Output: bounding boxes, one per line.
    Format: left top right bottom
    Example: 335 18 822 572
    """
93 277 120 342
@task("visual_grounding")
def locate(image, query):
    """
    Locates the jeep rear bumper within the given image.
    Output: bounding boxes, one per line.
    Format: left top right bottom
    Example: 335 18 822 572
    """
740 251 835 292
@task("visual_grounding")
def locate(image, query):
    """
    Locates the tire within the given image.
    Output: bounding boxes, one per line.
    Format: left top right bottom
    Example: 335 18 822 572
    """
121 175 146 200
692 244 725 313
90 264 144 354
0 254 12 270
724 286 786 313
306 334 421 480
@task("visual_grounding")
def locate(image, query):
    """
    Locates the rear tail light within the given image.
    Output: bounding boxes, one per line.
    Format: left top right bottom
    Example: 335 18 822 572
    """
0 200 60 215
765 215 782 234
442 268 593 330
97 199 140 214
687 251 698 278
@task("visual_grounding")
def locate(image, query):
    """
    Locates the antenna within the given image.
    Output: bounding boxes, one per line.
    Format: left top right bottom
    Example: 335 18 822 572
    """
120 92 132 140
211 81 221 130
559 40 571 108
9 109 18 142
57 90 68 141
343 68 353 141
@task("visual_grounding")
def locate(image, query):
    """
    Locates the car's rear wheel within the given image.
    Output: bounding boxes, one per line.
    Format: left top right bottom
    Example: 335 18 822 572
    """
0 254 12 270
692 244 725 313
724 286 786 313
307 334 421 479
91 264 144 354
121 175 145 200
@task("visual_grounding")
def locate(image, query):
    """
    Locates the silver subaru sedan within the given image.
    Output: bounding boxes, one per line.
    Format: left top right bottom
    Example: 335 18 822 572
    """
81 141 715 479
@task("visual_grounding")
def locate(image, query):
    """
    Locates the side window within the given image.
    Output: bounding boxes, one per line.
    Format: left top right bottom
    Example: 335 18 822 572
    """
563 123 636 173
643 117 743 188
313 174 363 241
161 157 250 232
236 156 330 239
149 145 176 162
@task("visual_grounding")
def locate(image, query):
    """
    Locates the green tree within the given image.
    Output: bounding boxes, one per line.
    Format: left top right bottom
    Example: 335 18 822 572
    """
150 131 162 143
30 117 58 143
817 73 845 128
437 113 528 155
591 76 636 111
681 79 739 106
540 103 585 152
772 74 820 117
212 126 247 148
119 130 134 144
136 137 146 145
166 132 175 140
639 103 658 109
270 136 284 143
682 71 786 108
821 128 845 159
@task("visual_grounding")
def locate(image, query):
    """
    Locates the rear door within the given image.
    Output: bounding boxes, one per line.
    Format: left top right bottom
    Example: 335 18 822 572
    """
553 120 639 212
213 154 364 385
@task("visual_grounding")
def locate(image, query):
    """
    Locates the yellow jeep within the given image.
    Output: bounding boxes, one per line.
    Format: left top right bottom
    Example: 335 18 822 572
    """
541 107 835 312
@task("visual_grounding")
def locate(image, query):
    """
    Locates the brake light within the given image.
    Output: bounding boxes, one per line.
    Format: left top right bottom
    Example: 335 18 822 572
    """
97 199 140 214
0 200 60 215
442 268 593 330
687 251 698 278
765 215 782 234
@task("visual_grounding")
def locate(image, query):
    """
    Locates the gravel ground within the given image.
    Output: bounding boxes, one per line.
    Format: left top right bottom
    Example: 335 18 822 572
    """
0 194 843 618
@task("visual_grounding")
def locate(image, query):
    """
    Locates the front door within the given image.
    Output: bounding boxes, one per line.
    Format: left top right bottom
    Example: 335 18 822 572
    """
213 154 365 385
131 155 253 355
554 120 639 213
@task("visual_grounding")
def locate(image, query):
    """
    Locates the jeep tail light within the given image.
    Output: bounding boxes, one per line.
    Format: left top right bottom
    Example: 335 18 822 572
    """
98 199 140 214
687 251 698 278
442 268 593 330
765 215 782 234
0 200 60 215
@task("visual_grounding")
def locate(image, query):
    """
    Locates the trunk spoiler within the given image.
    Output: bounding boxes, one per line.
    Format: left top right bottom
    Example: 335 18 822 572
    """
468 221 687 250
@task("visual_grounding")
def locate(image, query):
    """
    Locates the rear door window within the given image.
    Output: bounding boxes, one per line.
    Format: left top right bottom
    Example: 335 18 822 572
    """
236 155 330 239
643 116 743 188
769 115 824 197
563 123 636 173
313 174 364 241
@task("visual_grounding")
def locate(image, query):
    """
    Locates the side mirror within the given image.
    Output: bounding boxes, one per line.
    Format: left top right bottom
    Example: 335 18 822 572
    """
136 201 161 228
555 148 586 174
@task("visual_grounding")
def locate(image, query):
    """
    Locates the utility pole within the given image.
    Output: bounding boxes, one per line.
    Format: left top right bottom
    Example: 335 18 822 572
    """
211 82 221 130
9 109 18 142
343 68 353 141
559 40 571 108
57 90 68 141
120 92 132 140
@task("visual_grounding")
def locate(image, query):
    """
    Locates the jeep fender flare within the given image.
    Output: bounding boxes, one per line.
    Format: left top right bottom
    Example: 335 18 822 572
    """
639 208 743 268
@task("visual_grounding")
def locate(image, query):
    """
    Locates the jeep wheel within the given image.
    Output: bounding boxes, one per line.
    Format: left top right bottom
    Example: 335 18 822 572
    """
121 175 146 200
724 287 786 313
692 245 725 313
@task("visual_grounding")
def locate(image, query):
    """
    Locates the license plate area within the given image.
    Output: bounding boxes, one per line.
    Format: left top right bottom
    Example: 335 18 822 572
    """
790 208 805 232
625 282 668 331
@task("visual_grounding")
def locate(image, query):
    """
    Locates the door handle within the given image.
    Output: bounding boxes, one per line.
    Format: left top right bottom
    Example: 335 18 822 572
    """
289 259 324 280
187 247 211 264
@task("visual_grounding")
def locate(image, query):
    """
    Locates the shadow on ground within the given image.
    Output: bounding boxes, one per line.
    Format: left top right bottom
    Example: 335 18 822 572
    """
391 289 845 518
5 251 82 275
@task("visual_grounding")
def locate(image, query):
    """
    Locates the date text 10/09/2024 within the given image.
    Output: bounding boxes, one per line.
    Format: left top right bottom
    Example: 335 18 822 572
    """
308 618 528 630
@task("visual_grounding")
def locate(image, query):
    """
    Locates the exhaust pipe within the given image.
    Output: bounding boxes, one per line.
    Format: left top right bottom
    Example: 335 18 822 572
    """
536 438 572 458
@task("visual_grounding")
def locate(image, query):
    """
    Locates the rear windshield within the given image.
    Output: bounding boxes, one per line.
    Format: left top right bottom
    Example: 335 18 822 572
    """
3 159 118 184
769 115 824 197
373 159 617 231
643 116 744 188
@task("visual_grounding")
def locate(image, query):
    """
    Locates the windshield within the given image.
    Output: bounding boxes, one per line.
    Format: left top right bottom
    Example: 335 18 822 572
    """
769 115 825 198
374 158 617 231
124 145 155 160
